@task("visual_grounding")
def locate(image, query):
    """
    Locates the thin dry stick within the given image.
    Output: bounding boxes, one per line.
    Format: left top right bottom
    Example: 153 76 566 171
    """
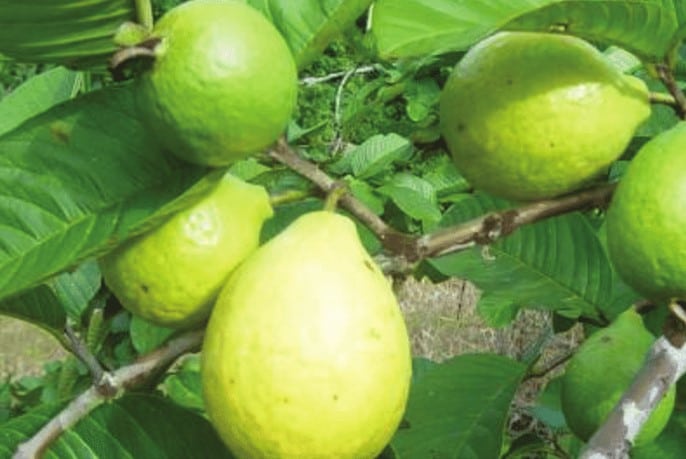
13 329 204 459
656 63 686 119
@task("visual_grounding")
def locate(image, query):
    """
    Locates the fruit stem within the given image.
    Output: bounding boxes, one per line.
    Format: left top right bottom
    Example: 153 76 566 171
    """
649 91 678 107
135 0 154 29
269 189 314 206
323 183 348 212
656 63 686 119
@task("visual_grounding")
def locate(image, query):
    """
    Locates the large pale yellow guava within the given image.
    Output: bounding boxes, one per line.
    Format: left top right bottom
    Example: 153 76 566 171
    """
201 211 412 458
440 31 651 201
606 122 686 302
136 0 298 166
561 309 675 446
99 174 273 328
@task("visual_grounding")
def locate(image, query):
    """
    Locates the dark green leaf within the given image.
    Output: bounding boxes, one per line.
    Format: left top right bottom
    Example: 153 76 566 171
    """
392 354 526 459
0 66 78 136
249 0 372 70
372 0 680 62
0 84 206 303
429 194 612 325
0 394 233 458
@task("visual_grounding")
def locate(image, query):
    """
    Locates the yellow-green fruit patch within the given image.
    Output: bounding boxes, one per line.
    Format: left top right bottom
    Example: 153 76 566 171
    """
440 31 650 201
136 0 298 166
202 211 412 458
100 174 273 328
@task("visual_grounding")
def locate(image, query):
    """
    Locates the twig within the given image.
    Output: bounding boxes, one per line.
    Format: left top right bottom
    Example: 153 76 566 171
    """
656 63 686 119
64 323 105 386
13 329 204 459
300 66 376 86
268 139 413 252
579 334 686 458
415 184 616 260
526 351 574 380
269 139 618 264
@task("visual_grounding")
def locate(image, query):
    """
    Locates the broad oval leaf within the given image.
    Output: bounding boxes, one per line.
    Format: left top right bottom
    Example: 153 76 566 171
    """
372 0 680 62
429 193 613 325
391 355 526 459
248 0 372 70
0 84 206 304
0 394 233 458
0 66 79 136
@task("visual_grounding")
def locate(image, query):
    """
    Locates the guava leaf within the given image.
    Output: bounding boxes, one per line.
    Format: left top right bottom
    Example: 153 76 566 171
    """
428 193 613 325
0 394 233 458
162 354 205 412
372 0 680 62
632 401 686 458
129 315 176 354
0 259 101 332
391 355 526 458
248 0 372 70
328 133 412 179
0 84 206 304
0 66 79 136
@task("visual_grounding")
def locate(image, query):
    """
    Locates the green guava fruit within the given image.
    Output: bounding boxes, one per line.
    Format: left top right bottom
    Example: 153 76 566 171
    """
561 309 675 446
100 174 273 328
439 31 651 201
202 211 412 458
606 122 686 302
136 0 298 166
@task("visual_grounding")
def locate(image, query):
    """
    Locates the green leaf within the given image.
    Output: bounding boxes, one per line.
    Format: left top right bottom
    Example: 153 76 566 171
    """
129 316 176 355
378 173 441 226
248 0 372 70
345 177 386 215
328 133 413 179
162 354 205 412
633 406 686 458
428 194 612 325
0 394 233 458
0 66 79 136
0 84 206 303
372 0 681 62
392 354 526 459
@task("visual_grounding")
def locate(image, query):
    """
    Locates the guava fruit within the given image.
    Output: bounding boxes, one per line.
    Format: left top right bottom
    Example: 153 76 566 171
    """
439 31 651 201
100 174 273 328
606 122 686 302
201 211 412 458
136 0 298 166
561 309 675 446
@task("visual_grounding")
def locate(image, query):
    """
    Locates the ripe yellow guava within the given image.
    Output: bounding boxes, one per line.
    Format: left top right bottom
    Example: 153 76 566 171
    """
99 174 273 328
136 0 298 166
560 309 675 446
439 32 651 201
606 122 686 302
201 211 412 458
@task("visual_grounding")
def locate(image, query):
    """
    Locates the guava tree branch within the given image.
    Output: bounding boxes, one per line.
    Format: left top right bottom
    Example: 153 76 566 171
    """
580 318 686 458
656 63 686 119
270 139 617 265
12 329 204 459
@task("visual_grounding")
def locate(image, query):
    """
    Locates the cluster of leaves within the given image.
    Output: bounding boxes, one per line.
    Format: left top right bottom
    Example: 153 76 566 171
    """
2 0 686 458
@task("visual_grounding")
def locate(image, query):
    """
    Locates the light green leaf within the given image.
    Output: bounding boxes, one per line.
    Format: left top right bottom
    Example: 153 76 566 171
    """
0 84 206 304
392 354 526 458
248 0 372 70
372 0 680 62
129 316 176 355
329 133 413 179
162 354 205 412
0 394 233 458
0 66 79 136
429 193 613 325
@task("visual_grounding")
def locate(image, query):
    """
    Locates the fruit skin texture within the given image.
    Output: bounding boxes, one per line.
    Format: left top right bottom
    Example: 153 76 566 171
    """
100 174 273 328
439 32 650 201
136 0 298 166
561 309 675 445
202 211 412 458
606 122 686 302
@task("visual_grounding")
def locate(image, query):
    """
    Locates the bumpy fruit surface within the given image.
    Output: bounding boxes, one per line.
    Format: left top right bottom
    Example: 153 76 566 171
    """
440 31 650 201
136 0 298 166
100 174 272 328
606 122 686 302
202 211 412 458
561 309 675 445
